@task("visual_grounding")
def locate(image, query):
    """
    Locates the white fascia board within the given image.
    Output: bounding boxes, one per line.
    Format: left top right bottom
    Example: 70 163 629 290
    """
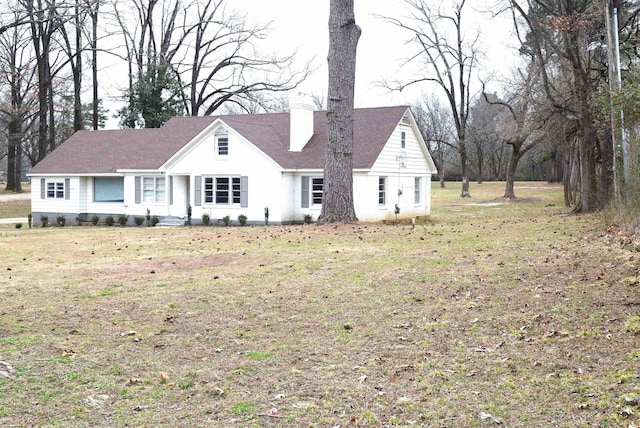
116 169 162 175
403 108 438 174
160 119 225 170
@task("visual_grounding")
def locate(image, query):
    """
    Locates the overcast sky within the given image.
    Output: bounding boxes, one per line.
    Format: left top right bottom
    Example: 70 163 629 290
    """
101 1 520 127
237 0 520 108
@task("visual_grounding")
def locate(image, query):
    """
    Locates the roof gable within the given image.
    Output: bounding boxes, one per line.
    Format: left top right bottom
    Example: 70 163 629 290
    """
29 106 411 174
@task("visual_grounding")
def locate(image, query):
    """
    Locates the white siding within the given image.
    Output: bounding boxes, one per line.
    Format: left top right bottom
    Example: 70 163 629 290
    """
167 128 286 224
367 123 433 221
31 176 80 215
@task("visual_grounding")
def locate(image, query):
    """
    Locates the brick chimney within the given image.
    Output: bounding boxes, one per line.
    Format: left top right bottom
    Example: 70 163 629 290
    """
289 93 314 152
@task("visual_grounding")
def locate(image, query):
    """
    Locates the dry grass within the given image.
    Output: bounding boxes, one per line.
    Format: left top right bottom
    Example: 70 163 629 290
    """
1 182 639 427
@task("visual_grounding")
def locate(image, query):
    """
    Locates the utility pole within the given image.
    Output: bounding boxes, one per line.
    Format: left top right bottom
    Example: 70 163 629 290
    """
605 0 629 203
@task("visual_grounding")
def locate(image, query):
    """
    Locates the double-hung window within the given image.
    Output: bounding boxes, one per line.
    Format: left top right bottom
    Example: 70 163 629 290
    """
47 181 65 199
414 177 422 204
201 176 246 206
41 178 70 200
378 177 386 206
143 177 165 203
215 177 241 204
301 176 323 208
311 178 323 206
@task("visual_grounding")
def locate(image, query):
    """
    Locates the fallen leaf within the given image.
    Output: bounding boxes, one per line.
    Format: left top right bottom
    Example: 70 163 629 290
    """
61 349 77 358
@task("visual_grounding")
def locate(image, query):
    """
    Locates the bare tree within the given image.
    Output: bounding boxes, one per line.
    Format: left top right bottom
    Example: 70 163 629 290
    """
21 0 59 160
482 70 546 199
508 0 611 212
383 0 479 197
467 94 506 184
182 0 309 116
112 0 310 127
0 7 37 191
317 0 360 224
412 96 455 188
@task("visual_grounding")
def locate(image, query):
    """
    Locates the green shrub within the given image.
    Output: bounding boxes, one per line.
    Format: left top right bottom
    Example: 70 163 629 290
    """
75 216 83 226
202 213 210 226
91 215 100 226
151 215 160 227
117 214 128 226
15 223 22 229
264 206 269 225
56 215 66 227
134 216 145 226
238 214 247 226
303 213 313 224
40 215 49 227
222 215 231 226
104 215 115 226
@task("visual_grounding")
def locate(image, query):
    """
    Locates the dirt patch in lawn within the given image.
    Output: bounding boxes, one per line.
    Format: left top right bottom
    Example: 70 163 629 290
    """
1 184 639 427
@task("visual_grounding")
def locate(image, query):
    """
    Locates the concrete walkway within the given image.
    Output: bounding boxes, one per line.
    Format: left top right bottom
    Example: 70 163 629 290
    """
0 217 29 225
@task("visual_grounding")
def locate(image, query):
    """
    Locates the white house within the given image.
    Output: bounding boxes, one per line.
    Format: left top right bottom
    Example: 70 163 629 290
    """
28 99 437 225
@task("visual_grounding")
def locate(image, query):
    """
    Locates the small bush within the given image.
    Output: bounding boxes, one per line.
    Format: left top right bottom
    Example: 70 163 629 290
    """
104 215 115 226
238 214 247 226
151 215 160 227
91 215 100 226
75 216 83 226
134 216 145 226
202 213 210 226
264 206 269 226
56 215 66 227
303 213 313 224
15 223 22 229
118 214 128 226
146 208 151 226
40 215 49 227
222 215 231 226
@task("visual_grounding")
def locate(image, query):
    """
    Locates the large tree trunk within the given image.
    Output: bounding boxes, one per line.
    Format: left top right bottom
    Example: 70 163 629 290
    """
72 0 83 131
504 143 522 200
5 131 21 192
459 140 471 197
91 5 98 130
318 0 360 224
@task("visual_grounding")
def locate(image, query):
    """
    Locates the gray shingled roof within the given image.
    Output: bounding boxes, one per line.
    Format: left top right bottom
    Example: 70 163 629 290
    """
29 106 409 174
